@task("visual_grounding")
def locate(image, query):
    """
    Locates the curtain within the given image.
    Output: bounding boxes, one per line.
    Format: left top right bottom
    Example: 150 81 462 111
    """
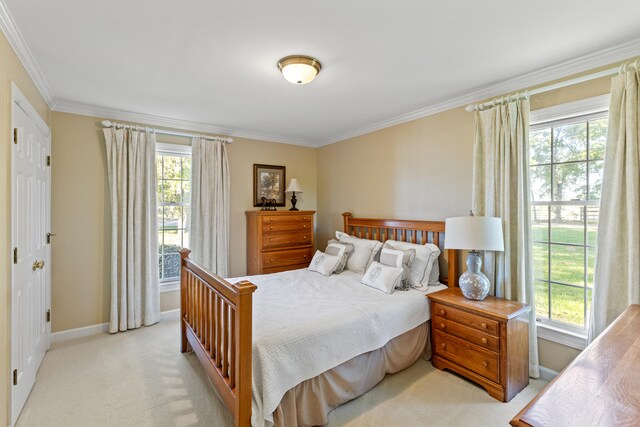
103 128 160 333
472 98 540 378
189 137 230 276
588 62 640 341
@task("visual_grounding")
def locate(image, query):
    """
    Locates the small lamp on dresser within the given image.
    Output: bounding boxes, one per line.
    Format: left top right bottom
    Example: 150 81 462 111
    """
445 212 504 300
285 179 303 211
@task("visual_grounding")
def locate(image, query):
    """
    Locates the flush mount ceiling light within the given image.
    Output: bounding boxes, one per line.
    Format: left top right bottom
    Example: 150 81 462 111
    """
277 55 322 85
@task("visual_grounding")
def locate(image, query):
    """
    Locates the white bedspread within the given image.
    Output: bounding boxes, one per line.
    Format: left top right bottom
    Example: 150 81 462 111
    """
227 268 447 427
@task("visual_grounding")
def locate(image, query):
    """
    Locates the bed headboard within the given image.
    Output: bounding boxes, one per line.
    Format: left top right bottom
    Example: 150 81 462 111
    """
342 212 458 287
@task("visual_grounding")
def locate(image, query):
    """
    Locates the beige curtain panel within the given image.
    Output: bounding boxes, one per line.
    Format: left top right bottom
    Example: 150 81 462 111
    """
103 128 160 333
472 98 540 378
589 61 640 341
189 137 230 276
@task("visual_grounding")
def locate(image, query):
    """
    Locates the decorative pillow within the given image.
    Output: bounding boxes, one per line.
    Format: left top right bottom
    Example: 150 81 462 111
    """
308 250 342 276
381 244 416 287
335 231 383 274
361 261 403 294
326 240 355 274
383 240 441 288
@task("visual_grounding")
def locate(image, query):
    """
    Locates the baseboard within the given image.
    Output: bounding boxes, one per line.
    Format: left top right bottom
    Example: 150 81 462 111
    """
51 322 109 343
538 366 558 382
52 309 180 343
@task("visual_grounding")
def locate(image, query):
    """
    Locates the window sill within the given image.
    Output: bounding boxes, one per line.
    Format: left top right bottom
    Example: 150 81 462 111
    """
159 281 180 293
536 321 587 351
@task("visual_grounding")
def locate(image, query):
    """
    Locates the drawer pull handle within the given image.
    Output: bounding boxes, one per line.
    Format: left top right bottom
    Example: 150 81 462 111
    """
441 343 446 349
270 226 274 230
270 259 274 263
481 337 487 344
269 238 273 242
481 322 487 329
440 323 445 329
303 236 307 240
482 360 488 368
303 224 307 228
440 309 445 316
303 217 307 220
270 218 274 221
304 255 308 259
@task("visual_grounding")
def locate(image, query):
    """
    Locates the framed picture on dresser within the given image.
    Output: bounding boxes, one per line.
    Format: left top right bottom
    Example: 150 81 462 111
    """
253 164 286 207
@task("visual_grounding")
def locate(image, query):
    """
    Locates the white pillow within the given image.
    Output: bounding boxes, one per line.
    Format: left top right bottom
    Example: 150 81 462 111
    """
383 240 441 288
381 245 416 287
308 250 342 276
335 231 383 274
326 240 355 274
361 261 403 294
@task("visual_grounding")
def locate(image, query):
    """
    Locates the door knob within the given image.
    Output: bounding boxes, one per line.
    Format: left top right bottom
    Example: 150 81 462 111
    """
32 260 45 271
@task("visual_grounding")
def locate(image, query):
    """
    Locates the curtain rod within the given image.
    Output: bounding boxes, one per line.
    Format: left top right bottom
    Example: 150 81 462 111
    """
100 120 233 143
465 65 622 112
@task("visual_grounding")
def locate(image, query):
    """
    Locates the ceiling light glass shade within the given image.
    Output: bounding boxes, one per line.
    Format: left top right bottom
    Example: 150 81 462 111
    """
278 55 322 85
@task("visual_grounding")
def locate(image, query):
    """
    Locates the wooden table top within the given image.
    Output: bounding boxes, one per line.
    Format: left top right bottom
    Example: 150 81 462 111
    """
511 304 640 427
428 287 530 321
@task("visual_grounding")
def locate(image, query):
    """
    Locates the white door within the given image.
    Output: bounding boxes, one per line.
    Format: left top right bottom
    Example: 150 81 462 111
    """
11 86 51 426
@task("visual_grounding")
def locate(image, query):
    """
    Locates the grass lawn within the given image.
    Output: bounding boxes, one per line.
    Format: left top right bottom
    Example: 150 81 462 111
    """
532 224 595 327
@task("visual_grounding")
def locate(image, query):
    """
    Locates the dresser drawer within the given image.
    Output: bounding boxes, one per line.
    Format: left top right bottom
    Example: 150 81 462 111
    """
262 231 312 248
262 248 312 268
434 316 499 352
434 330 499 382
262 214 313 224
433 303 499 336
263 263 308 274
263 221 312 233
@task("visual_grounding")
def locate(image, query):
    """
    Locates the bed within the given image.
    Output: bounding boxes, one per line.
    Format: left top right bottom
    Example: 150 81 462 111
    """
179 212 459 426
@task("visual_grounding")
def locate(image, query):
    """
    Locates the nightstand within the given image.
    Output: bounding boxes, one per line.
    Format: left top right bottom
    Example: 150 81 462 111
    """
428 287 530 402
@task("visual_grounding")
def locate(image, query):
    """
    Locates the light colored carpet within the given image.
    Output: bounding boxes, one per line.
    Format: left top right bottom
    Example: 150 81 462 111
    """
16 318 546 427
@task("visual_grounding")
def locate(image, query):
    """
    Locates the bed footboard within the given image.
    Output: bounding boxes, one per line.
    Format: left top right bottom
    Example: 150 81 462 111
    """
180 249 257 427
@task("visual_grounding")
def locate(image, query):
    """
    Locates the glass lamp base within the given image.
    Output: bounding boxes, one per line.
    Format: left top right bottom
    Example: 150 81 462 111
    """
459 251 490 300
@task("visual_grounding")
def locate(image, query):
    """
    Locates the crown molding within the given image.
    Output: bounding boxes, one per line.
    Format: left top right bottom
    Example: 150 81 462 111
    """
0 0 54 107
52 100 321 147
321 38 640 146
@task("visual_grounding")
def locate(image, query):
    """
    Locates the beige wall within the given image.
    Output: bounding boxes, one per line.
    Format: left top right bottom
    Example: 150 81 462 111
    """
0 31 51 427
50 111 317 332
316 62 632 373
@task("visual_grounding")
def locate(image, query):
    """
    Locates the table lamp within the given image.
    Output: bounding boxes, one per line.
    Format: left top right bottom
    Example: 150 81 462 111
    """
285 179 303 211
445 213 504 300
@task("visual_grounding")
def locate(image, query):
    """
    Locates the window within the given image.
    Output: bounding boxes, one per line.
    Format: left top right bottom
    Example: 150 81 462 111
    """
529 96 608 339
156 143 191 286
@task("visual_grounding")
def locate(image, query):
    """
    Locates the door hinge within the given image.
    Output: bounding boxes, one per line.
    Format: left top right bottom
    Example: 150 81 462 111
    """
13 128 19 145
46 309 51 323
46 155 51 166
13 247 18 264
13 369 17 386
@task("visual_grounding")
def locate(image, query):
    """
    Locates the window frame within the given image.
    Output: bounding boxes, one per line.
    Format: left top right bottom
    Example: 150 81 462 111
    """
156 142 192 293
529 94 609 350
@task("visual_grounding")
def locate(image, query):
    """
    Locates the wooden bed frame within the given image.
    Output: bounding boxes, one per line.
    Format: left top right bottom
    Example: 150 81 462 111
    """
179 212 459 426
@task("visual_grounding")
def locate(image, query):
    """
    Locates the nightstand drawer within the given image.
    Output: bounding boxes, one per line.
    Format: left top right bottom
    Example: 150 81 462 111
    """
434 330 499 383
262 231 312 248
262 214 312 224
434 316 499 352
433 303 499 336
262 248 312 268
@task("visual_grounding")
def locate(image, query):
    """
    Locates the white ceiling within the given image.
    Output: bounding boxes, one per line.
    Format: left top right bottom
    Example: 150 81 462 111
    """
3 0 640 146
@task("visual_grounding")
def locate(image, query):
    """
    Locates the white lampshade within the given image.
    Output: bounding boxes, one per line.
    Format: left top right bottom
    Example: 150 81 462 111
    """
285 178 303 193
445 216 504 251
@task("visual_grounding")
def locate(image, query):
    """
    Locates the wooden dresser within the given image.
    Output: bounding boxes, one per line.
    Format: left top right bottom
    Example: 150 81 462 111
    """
511 304 640 427
246 210 315 275
428 288 530 402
